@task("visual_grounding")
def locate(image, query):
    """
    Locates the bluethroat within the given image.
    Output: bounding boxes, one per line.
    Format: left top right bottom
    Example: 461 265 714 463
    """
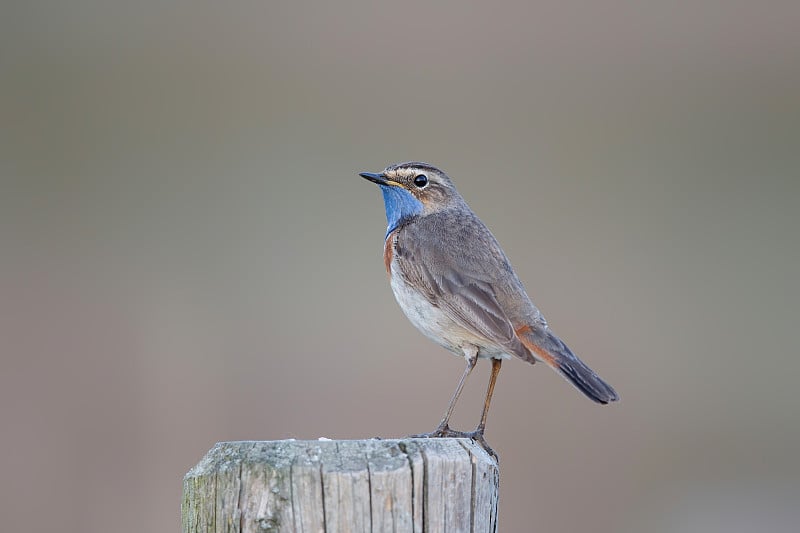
360 162 618 451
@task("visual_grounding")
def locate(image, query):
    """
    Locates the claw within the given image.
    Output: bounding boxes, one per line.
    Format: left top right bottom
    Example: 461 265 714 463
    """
406 426 498 462
461 429 498 461
408 423 462 439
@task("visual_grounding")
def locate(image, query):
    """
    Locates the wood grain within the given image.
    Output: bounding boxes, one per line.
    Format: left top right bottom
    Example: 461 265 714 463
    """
182 439 499 533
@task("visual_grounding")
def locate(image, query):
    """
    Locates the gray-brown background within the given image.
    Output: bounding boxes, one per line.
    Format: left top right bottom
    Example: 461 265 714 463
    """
2 2 799 532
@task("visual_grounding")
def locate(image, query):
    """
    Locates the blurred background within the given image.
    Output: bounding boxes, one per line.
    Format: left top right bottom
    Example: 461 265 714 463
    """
2 2 799 532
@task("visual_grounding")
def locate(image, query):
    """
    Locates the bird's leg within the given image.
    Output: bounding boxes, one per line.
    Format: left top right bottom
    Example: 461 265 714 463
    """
460 358 502 460
475 358 502 435
410 351 477 439
435 353 478 434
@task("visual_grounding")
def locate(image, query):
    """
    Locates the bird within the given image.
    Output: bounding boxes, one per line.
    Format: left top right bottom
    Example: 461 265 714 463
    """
360 162 618 452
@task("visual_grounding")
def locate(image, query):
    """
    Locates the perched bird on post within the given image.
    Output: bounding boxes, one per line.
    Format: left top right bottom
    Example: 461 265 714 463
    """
360 162 618 451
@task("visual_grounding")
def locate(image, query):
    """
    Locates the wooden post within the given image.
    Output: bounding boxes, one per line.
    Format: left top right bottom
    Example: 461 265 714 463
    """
182 439 499 533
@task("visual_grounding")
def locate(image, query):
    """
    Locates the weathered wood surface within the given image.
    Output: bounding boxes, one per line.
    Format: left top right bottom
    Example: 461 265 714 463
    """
182 439 499 533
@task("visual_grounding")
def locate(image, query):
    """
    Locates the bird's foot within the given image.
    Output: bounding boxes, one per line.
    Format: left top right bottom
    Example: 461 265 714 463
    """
459 428 498 462
407 422 463 439
407 425 498 462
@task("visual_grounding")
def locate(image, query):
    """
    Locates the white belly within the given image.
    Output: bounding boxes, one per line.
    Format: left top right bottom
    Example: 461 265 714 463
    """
389 267 511 360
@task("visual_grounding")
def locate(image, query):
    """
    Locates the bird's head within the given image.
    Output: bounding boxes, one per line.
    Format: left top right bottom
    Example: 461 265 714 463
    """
360 162 461 237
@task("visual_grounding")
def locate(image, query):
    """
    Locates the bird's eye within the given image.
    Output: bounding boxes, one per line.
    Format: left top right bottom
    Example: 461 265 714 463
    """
413 174 429 188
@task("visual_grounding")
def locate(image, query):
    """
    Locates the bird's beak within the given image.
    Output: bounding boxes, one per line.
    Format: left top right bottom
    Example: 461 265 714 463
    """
360 172 401 187
359 172 387 184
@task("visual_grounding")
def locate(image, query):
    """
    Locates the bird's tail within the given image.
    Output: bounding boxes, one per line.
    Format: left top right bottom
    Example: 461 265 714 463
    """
516 325 619 404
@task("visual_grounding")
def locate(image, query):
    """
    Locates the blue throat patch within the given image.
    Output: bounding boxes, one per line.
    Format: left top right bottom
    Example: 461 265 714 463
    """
380 185 423 238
